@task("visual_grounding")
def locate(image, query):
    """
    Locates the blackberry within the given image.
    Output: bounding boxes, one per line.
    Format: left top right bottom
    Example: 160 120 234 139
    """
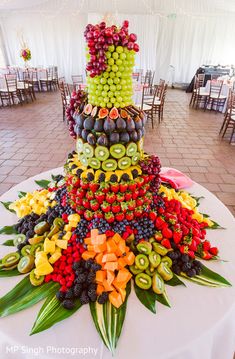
131 169 138 179
181 254 189 263
98 292 108 304
87 271 96 283
65 288 74 299
87 173 94 181
76 169 83 177
88 288 97 302
182 262 192 272
121 174 130 182
193 260 203 269
110 174 118 183
74 284 83 297
187 268 197 277
68 153 73 159
91 263 102 271
76 273 87 284
80 290 90 305
56 291 65 301
72 261 82 271
84 258 93 269
62 299 75 310
98 173 105 182
172 264 181 275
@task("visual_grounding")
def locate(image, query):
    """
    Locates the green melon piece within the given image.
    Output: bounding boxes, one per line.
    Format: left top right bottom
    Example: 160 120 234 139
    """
83 143 94 158
118 156 132 170
95 146 110 161
110 144 126 159
79 154 88 166
102 159 118 171
76 138 84 153
126 142 137 157
88 158 101 169
132 152 141 165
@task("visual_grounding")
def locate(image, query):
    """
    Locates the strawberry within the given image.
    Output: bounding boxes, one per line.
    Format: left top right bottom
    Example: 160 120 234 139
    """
86 190 94 200
142 174 150 184
125 211 134 221
90 199 99 211
209 247 218 256
201 250 212 260
136 177 145 188
94 210 103 219
105 230 115 237
76 188 86 198
125 191 132 201
119 182 128 193
112 202 121 213
75 198 82 205
82 198 90 209
154 231 163 241
149 211 157 221
71 176 80 186
115 212 125 221
121 202 128 213
101 201 111 213
188 250 195 259
99 182 110 193
127 200 136 211
128 180 137 192
161 238 171 249
116 193 125 202
203 240 211 251
110 182 119 193
95 190 105 203
189 239 197 252
155 217 166 229
179 245 188 254
134 206 143 217
136 197 144 206
132 190 139 199
106 192 116 204
139 187 147 196
80 179 89 189
84 210 93 221
89 182 99 192
105 212 115 223
173 231 182 244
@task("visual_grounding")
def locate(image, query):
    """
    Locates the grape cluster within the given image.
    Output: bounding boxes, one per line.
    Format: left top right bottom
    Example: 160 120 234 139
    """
151 194 165 210
66 90 87 139
140 155 161 175
168 250 203 277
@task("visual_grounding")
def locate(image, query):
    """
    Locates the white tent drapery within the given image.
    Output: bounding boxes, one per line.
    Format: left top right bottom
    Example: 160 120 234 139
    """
0 0 235 83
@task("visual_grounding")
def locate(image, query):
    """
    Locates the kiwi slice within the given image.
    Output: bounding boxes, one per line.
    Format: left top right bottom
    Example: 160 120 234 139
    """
76 138 84 153
152 243 168 256
118 156 132 170
135 254 149 270
34 221 50 235
102 159 118 172
79 153 88 167
110 144 126 159
137 241 152 255
152 273 165 294
3 263 18 271
30 243 44 256
129 264 143 275
132 153 141 165
88 158 101 169
13 234 26 247
149 252 161 268
2 252 20 268
95 146 110 161
21 245 32 256
83 143 94 158
162 256 173 268
145 265 156 277
30 269 45 286
157 262 173 281
135 273 152 290
29 235 44 245
126 142 137 157
17 255 35 274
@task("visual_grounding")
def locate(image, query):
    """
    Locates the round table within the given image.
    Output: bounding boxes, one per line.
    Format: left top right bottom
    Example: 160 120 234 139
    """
0 168 235 359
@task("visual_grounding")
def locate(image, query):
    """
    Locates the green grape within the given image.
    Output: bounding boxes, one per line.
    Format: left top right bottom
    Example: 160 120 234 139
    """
108 91 114 98
114 102 120 108
110 84 116 92
116 59 122 66
120 53 126 60
120 102 125 107
117 96 122 103
101 91 107 97
116 84 122 90
107 102 113 108
109 72 115 78
94 78 99 84
112 65 118 72
107 78 113 85
103 72 109 78
119 66 125 72
100 78 107 84
123 47 128 53
108 58 114 66
115 91 120 97
95 90 100 95
98 96 103 102
120 79 126 85
116 46 123 53
112 52 119 60
104 84 109 91
116 71 122 78
100 102 106 108
106 51 111 59
108 45 115 52
106 65 111 72
97 84 103 90
113 77 120 84
111 97 116 103
103 97 109 103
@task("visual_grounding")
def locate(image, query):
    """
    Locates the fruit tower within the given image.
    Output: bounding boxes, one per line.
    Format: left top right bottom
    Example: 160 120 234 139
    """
65 20 161 221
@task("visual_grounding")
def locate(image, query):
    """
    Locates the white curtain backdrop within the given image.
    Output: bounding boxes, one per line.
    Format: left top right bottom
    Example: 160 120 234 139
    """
0 0 235 83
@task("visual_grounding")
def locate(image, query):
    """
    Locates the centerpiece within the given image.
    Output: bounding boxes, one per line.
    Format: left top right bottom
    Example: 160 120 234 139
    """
0 20 231 355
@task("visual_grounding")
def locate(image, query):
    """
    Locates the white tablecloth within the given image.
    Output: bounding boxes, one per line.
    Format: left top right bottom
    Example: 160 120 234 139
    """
204 80 232 113
0 168 235 359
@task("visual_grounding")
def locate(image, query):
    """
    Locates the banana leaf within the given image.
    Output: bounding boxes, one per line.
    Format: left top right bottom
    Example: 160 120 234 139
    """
0 225 18 235
2 239 14 246
154 291 171 308
0 201 15 213
89 281 131 354
134 284 157 314
35 179 50 189
0 268 21 277
166 274 186 287
18 191 27 198
0 275 59 317
31 294 82 335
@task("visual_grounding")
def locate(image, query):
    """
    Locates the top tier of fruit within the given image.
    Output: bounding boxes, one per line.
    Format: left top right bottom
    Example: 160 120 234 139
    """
84 20 139 109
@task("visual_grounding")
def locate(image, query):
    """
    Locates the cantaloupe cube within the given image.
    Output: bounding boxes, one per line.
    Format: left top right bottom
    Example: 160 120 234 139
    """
104 262 118 271
87 244 95 252
116 269 132 283
107 239 117 253
112 233 122 244
95 253 103 265
96 270 106 283
117 287 126 302
102 253 117 263
91 234 106 245
96 284 105 296
84 237 92 245
93 243 107 253
82 251 96 260
124 252 135 265
103 279 115 292
109 290 123 308
118 257 127 269
112 278 127 290
107 270 115 286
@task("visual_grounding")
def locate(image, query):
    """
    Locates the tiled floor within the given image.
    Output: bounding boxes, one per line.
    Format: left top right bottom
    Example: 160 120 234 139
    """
0 89 234 216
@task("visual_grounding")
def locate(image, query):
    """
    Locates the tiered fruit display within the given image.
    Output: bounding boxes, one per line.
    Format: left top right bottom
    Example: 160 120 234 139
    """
0 20 231 356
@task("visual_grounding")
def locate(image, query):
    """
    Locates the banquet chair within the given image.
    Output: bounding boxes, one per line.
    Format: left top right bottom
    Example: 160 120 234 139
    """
17 71 34 103
221 91 235 143
0 74 22 106
72 75 83 90
206 81 226 112
52 66 59 90
219 89 233 134
58 80 71 121
40 68 53 91
193 77 210 109
136 85 159 128
152 83 168 123
198 73 205 87
29 69 40 93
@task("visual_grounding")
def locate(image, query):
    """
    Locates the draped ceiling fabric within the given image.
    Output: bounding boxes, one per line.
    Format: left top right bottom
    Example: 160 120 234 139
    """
0 0 235 83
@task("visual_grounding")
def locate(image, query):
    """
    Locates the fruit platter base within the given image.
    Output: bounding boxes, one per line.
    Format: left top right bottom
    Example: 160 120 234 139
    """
0 168 235 359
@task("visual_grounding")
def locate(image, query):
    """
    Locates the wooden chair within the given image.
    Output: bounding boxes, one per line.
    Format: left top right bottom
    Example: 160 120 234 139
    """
72 75 83 90
58 80 71 121
198 73 205 87
193 77 210 109
52 66 59 89
206 81 226 112
40 68 53 91
136 85 159 128
0 74 22 106
152 83 168 123
221 91 235 143
17 71 34 103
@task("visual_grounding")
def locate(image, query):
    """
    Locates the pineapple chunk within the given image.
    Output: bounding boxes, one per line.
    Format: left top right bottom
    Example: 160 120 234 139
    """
56 239 68 249
68 214 80 222
35 251 48 266
49 252 62 264
64 224 72 232
63 231 72 241
51 233 60 241
35 262 54 276
44 238 56 254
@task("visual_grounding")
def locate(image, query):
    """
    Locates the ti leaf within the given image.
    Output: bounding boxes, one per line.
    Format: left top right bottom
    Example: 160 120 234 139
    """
191 196 204 207
2 239 14 246
0 275 59 317
166 274 186 287
134 284 157 314
18 191 27 198
0 225 17 235
90 281 131 354
154 291 171 308
0 268 21 277
35 179 50 189
0 201 15 213
208 220 225 230
31 293 81 335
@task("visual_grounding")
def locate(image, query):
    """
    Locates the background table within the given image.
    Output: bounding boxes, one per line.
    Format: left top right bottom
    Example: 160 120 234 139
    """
204 80 232 113
0 168 235 359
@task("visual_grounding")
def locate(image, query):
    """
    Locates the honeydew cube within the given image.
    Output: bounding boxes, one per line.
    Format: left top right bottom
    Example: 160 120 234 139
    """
56 239 68 249
44 238 56 254
49 252 62 264
63 231 72 241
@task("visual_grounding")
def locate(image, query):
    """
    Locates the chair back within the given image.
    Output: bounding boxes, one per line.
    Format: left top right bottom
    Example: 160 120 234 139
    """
58 80 70 105
132 72 140 81
197 73 205 87
209 81 223 98
47 67 53 79
228 91 235 116
5 74 17 91
211 74 219 81
53 66 58 81
160 84 168 105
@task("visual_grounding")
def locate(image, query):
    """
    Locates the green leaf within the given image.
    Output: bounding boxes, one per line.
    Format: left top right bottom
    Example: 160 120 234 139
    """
191 195 204 207
0 268 21 277
2 239 14 246
0 201 15 213
90 281 131 354
208 220 225 230
35 179 50 189
0 276 59 317
30 293 81 335
18 191 27 198
0 225 17 235
134 284 157 314
166 274 186 287
154 290 171 308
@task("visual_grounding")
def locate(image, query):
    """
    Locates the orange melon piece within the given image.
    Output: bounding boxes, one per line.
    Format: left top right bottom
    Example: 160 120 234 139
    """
116 239 127 256
90 228 99 237
91 234 106 245
109 290 123 308
117 287 126 302
97 284 105 296
93 243 107 253
113 278 128 289
104 262 118 271
107 239 118 253
95 253 103 265
103 279 115 292
102 253 117 263
107 270 115 286
96 270 106 283
116 269 132 283
82 251 96 260
112 233 122 244
124 252 135 265
118 257 127 269
84 237 92 245
87 244 94 251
